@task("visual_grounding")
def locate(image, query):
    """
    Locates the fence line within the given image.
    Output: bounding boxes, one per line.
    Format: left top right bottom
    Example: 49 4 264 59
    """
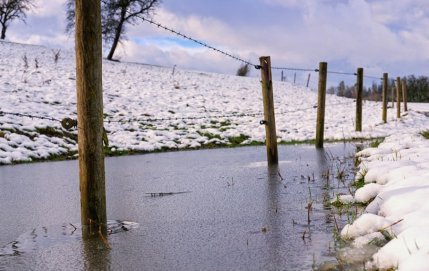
0 110 60 122
1 100 355 127
135 15 388 81
1 15 406 165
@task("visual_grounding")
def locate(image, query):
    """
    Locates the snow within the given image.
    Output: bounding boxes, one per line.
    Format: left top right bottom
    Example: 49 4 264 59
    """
2 40 429 164
337 132 429 270
2 40 429 270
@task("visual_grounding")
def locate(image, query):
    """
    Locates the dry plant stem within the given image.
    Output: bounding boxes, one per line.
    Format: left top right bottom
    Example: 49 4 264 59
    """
98 225 111 249
381 219 404 231
307 201 313 224
333 214 339 233
278 171 284 181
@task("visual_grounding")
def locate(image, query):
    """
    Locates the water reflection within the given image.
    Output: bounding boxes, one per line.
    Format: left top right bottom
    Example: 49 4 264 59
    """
264 164 284 269
0 144 360 270
81 237 111 271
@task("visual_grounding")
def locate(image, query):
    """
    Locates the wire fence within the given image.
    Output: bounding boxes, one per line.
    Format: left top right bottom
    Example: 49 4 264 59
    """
1 99 356 130
0 13 397 154
135 15 386 82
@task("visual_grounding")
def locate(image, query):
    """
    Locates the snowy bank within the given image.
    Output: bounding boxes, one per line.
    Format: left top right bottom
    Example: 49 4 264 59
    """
339 132 429 270
1 40 429 165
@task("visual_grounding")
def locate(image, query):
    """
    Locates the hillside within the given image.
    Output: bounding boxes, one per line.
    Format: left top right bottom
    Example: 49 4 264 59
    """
1 40 429 164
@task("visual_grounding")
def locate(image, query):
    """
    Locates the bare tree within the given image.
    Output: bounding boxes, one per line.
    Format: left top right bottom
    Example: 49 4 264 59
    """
66 0 160 61
0 0 34 39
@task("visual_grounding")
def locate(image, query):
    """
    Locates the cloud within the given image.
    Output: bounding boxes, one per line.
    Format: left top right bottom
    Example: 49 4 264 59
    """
4 0 429 86
29 0 67 18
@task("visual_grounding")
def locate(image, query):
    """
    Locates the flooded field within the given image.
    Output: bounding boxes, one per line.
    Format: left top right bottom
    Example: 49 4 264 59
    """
0 144 360 270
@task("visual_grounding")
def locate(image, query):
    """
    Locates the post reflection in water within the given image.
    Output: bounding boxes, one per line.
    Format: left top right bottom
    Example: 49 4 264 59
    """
264 164 284 269
0 144 359 270
81 236 111 271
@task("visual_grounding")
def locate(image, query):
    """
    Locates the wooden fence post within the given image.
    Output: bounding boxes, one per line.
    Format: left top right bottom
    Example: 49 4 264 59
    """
382 73 388 123
75 0 107 237
259 56 278 165
402 80 408 112
356 68 363 132
396 77 401 118
306 73 311 88
315 62 327 148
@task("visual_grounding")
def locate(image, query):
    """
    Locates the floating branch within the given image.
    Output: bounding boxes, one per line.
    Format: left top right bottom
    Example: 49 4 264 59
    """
145 191 192 197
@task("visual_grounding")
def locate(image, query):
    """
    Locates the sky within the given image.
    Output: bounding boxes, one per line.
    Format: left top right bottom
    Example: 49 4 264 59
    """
6 0 429 88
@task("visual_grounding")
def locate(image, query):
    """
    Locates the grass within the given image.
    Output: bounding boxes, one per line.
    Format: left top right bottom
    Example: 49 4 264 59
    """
370 138 383 148
421 130 429 139
0 126 380 165
197 131 222 140
227 134 249 145
330 194 350 208
352 177 365 189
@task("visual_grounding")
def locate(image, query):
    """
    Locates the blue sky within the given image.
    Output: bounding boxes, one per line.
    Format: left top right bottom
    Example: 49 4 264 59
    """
6 0 429 88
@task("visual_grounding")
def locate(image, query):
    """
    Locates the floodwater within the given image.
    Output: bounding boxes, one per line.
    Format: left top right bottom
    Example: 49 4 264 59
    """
0 144 358 271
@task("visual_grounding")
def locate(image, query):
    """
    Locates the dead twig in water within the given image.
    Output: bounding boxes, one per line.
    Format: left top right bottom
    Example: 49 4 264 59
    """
145 191 192 197
98 225 111 249
278 171 284 181
333 214 340 233
306 201 313 224
69 223 77 234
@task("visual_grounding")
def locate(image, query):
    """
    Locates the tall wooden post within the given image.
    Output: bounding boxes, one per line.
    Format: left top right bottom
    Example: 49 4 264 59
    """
75 0 107 237
315 62 327 148
402 80 408 112
396 77 401 118
306 73 311 88
293 72 296 84
355 68 363 132
259 56 278 165
382 73 388 123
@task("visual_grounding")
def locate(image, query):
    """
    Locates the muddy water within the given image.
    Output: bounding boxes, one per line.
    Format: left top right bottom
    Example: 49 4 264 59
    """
0 144 357 271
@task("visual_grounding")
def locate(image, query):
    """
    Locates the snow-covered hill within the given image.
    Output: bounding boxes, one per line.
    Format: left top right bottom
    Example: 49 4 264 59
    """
1 40 429 164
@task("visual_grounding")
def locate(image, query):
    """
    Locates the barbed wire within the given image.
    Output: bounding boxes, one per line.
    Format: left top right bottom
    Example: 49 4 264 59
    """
135 15 326 74
0 99 356 128
0 110 60 122
276 100 355 115
327 70 357 76
272 66 317 72
136 14 389 80
364 75 383 80
105 111 264 124
134 14 259 69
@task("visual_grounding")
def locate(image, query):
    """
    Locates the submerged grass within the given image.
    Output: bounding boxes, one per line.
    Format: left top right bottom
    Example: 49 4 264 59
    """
1 130 379 165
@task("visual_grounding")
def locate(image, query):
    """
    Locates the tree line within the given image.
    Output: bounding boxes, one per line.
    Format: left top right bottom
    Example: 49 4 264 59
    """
0 0 160 60
330 75 429 103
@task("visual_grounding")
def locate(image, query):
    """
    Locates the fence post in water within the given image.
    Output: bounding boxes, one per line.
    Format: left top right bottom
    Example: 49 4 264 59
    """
75 0 107 237
396 77 402 118
315 62 327 148
259 56 278 165
382 73 388 123
356 68 363 132
402 80 408 112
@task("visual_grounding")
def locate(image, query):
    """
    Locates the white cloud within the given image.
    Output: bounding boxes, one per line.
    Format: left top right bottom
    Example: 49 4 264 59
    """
4 0 429 84
30 0 67 18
